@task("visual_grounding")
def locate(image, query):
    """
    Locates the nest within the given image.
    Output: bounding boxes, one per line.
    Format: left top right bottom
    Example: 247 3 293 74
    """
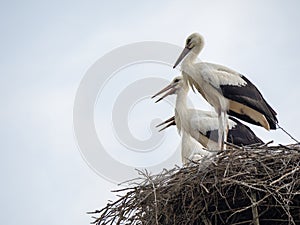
91 143 300 225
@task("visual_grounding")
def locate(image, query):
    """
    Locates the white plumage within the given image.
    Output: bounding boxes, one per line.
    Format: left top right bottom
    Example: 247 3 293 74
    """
180 131 208 165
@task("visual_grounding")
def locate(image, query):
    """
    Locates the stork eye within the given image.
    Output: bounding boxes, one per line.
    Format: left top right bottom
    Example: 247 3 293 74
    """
186 38 191 45
174 78 180 83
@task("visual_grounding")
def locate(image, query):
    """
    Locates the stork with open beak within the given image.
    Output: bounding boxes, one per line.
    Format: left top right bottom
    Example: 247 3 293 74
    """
152 76 264 155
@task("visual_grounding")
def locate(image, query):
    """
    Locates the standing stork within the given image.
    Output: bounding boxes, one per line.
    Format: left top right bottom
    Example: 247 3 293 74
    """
152 76 264 153
173 33 278 149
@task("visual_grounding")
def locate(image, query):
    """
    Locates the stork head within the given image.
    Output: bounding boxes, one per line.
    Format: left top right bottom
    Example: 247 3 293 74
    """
173 33 204 69
151 76 184 103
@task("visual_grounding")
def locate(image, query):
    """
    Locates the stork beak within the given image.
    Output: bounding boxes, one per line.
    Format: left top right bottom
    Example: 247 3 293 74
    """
156 116 175 127
156 116 176 132
151 83 176 103
173 47 191 69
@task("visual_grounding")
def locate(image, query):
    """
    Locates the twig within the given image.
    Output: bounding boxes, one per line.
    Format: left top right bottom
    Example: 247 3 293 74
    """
270 167 299 185
277 123 299 143
251 191 260 225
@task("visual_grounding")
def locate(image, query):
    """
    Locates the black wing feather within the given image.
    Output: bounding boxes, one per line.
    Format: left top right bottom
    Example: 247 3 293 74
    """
220 75 278 129
204 116 264 146
227 117 264 145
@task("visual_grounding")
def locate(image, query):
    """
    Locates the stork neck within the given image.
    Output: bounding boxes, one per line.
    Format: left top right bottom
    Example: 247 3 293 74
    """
181 131 193 163
176 88 188 111
175 87 189 131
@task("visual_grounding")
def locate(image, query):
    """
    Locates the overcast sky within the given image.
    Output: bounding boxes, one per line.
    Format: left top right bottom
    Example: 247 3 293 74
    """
1 1 300 224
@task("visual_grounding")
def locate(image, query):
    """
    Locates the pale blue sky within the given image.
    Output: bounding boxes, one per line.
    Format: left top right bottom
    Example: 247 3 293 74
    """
1 1 300 224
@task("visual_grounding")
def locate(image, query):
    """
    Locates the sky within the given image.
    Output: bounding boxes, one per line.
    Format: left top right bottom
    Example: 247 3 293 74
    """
1 0 300 224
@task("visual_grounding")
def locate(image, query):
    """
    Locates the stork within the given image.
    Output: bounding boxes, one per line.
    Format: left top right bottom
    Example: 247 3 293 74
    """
152 76 264 152
173 33 277 149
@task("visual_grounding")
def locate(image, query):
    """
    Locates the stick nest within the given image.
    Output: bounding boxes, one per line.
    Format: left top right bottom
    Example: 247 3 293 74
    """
91 144 300 225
